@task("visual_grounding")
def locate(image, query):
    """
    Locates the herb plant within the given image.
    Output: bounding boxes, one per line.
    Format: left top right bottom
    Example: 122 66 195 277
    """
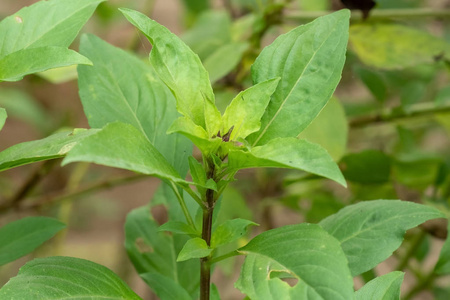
0 0 449 299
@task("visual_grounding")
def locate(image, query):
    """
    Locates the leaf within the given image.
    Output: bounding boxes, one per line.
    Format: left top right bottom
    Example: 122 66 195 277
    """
211 219 258 248
355 271 404 300
354 66 387 102
0 256 141 299
320 200 445 276
204 42 249 84
0 217 65 266
0 128 98 172
78 34 191 174
246 10 350 146
340 150 391 184
434 219 450 275
62 122 191 186
228 137 346 186
177 238 212 262
37 65 78 83
140 273 191 300
0 47 91 82
298 98 348 161
0 108 6 131
349 23 450 69
0 0 104 58
236 224 354 300
125 206 199 295
120 8 222 135
158 221 200 236
222 78 280 141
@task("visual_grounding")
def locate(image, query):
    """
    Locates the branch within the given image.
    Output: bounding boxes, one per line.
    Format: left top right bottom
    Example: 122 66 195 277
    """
349 103 450 128
0 173 148 214
285 8 450 23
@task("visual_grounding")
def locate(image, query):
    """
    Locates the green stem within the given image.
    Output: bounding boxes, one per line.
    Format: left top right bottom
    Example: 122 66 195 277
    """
403 271 435 300
350 103 450 128
181 185 205 209
208 250 240 265
396 230 427 272
285 8 450 23
170 182 196 228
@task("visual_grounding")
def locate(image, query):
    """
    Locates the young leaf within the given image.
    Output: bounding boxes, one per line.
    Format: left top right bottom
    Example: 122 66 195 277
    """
0 47 91 82
78 34 191 174
222 78 280 141
434 219 450 275
177 238 212 262
237 224 354 300
355 271 404 300
120 8 222 135
62 122 191 186
349 23 450 69
125 207 199 295
247 10 350 146
0 128 98 172
320 200 446 276
0 0 104 58
140 273 191 300
0 108 6 131
0 217 65 266
211 219 258 248
0 256 141 299
228 137 346 187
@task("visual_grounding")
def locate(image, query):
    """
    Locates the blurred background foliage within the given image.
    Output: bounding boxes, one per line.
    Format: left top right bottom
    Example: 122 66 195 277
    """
0 0 449 299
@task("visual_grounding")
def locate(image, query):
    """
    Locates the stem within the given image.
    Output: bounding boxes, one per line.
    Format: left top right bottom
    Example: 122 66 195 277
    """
403 271 435 300
396 230 427 271
350 103 450 128
285 8 450 23
170 182 196 228
208 250 240 265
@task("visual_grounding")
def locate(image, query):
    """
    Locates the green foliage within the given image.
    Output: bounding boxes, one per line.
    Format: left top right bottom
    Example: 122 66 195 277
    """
237 224 354 299
1 1 449 299
320 200 445 276
0 256 141 299
355 271 404 300
0 217 65 266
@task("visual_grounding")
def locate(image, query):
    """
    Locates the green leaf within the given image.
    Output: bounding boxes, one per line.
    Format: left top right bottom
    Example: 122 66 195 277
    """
298 98 348 161
355 271 404 300
222 78 280 141
0 108 6 131
434 219 450 275
204 42 249 84
177 238 212 262
211 219 258 248
354 66 387 102
0 256 141 299
78 34 191 174
247 10 350 146
125 206 199 295
37 65 78 83
63 122 191 186
0 217 65 266
341 150 391 184
0 128 98 172
349 23 450 69
229 137 346 186
140 273 191 300
0 46 91 82
158 221 200 236
320 200 445 276
120 8 222 135
0 0 104 58
236 224 354 300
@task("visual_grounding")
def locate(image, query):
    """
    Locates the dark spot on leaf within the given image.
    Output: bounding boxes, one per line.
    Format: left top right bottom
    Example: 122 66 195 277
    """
135 237 154 253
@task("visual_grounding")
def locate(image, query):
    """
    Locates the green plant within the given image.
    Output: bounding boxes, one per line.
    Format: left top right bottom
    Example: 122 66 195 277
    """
0 0 449 299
